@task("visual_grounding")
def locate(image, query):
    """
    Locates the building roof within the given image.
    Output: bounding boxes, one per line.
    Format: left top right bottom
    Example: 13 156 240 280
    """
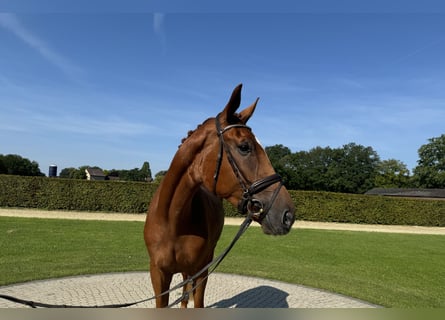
365 188 445 199
85 167 106 177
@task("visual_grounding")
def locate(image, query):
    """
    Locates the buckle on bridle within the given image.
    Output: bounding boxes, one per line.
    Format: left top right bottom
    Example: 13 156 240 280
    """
247 199 264 217
237 175 284 221
238 195 263 218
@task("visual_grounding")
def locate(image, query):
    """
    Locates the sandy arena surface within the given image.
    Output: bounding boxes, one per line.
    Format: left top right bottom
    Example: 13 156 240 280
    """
1 207 444 235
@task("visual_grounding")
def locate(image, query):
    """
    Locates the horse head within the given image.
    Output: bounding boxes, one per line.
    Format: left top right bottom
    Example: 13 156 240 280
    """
205 84 296 235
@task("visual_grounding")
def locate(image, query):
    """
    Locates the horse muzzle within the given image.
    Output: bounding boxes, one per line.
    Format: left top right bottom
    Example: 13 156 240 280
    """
237 174 296 235
259 206 295 235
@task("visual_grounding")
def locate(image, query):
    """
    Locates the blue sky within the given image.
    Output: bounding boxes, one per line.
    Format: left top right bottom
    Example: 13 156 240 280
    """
1 10 445 176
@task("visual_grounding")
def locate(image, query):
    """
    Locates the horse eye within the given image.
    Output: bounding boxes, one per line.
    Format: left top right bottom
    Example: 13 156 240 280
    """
238 142 251 155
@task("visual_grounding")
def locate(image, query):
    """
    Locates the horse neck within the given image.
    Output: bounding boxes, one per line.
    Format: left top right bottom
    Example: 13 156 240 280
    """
156 124 214 217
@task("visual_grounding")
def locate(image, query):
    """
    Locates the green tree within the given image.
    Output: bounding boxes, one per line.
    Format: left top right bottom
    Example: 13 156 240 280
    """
326 143 380 193
0 156 6 174
304 146 335 191
59 166 90 179
267 143 380 193
265 144 292 165
412 134 445 188
140 161 153 182
104 162 152 182
154 170 167 184
74 166 89 179
119 168 141 181
283 147 335 191
281 150 307 190
374 159 411 188
0 154 44 176
105 169 120 179
59 167 77 179
265 145 294 187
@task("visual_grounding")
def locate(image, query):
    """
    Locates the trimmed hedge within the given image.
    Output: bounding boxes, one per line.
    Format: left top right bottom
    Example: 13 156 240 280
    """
0 175 155 213
291 190 445 227
1 175 444 226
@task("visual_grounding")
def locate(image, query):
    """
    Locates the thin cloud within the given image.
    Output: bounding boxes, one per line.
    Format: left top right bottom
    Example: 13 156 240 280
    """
392 37 445 64
334 77 365 89
0 13 83 79
0 104 154 137
35 113 156 136
153 13 165 35
153 13 166 52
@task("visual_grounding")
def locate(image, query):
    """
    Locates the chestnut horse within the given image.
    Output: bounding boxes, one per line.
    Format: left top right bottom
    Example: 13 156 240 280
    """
144 84 296 308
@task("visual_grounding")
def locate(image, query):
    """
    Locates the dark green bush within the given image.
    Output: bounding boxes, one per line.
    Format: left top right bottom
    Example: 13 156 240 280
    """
1 175 444 226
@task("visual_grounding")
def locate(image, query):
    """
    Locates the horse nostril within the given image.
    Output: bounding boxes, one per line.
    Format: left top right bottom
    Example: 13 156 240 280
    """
282 210 295 228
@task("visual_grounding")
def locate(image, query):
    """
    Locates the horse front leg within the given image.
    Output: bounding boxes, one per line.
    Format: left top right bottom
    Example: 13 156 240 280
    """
192 270 208 308
149 263 173 308
180 272 193 308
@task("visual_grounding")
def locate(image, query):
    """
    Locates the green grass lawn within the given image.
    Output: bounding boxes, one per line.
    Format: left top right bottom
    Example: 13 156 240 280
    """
0 216 444 307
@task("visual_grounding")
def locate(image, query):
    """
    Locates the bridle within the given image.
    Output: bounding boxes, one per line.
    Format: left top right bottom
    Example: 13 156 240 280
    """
213 113 283 222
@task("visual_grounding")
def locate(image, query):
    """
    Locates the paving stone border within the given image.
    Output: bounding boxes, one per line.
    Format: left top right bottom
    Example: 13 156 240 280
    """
0 272 379 308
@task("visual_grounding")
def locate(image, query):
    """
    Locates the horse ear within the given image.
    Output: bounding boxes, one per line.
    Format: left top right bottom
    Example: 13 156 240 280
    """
238 97 259 124
221 84 242 124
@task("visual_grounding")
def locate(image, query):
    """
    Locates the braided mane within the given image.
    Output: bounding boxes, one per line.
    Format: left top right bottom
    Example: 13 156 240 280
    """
179 113 242 147
180 124 202 145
